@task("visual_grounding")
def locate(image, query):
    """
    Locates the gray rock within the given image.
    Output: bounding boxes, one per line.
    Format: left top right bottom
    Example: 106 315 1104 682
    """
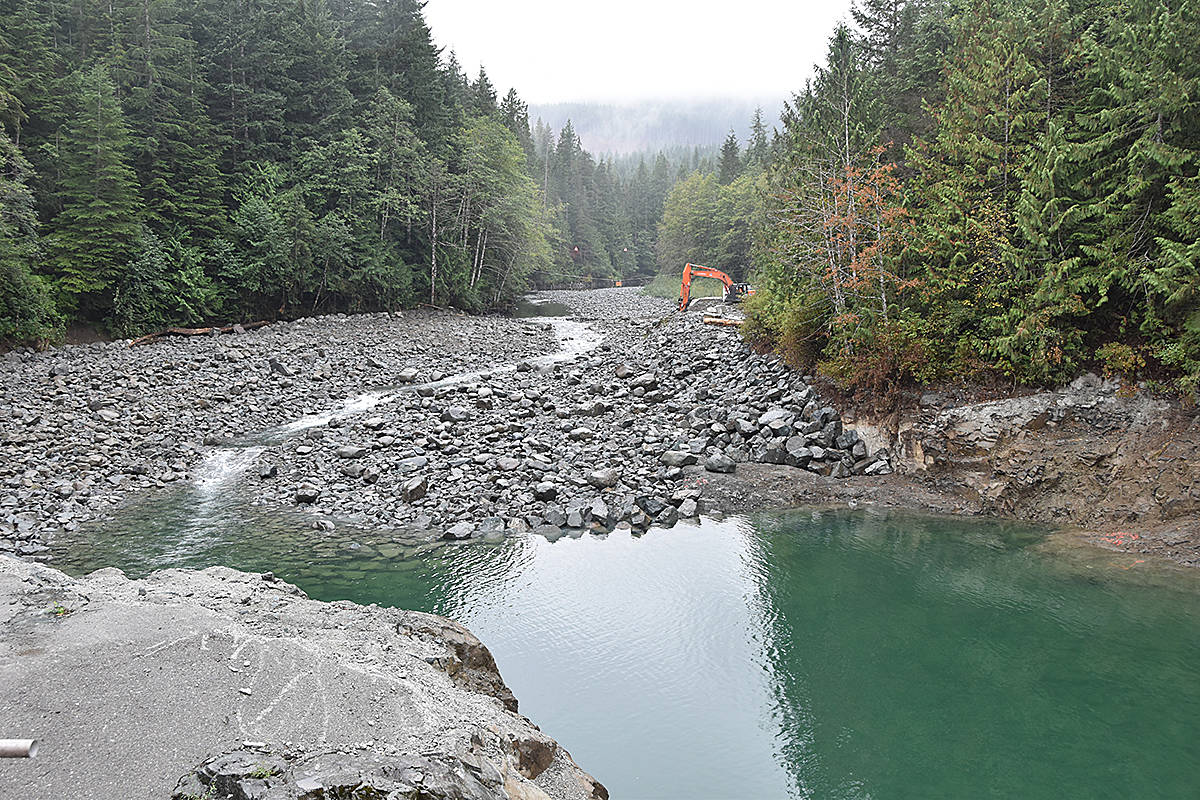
734 418 758 436
397 367 420 382
588 497 610 523
268 359 293 377
864 459 893 476
660 450 698 467
533 524 564 542
294 484 321 504
588 468 621 489
401 475 428 502
635 496 667 517
336 445 367 459
630 372 658 390
442 521 474 540
478 517 505 534
758 407 792 427
704 453 736 473
396 455 429 472
534 482 558 500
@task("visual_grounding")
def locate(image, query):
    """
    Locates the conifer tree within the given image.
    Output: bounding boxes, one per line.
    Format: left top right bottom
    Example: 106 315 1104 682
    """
0 117 58 342
719 130 742 185
471 67 497 118
498 88 534 160
44 65 143 313
747 107 770 169
1062 0 1200 384
115 0 225 239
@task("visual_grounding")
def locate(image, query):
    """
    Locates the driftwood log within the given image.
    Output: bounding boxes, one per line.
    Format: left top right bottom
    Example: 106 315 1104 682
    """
129 320 269 347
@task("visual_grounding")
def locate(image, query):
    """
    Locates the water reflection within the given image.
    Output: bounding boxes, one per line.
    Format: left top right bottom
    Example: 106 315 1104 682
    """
745 509 1200 800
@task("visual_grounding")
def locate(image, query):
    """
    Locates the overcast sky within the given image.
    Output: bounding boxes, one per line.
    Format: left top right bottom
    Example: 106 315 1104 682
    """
423 0 858 104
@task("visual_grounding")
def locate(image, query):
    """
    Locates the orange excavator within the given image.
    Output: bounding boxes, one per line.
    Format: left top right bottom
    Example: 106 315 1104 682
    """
677 263 754 311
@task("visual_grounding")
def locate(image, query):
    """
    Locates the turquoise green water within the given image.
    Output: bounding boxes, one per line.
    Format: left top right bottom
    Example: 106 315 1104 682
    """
55 499 1200 799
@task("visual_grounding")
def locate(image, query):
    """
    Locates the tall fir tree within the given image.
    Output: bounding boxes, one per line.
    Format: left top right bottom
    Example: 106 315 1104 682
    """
719 130 742 185
44 65 143 314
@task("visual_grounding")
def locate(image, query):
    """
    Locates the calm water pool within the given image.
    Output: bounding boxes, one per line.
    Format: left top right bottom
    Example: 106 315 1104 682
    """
54 497 1200 799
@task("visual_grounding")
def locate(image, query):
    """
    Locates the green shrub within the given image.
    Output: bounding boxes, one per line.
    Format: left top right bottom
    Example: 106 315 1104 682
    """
108 229 221 337
0 260 62 346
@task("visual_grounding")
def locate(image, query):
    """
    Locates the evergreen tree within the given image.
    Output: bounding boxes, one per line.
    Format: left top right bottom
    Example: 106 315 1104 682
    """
1061 0 1200 386
280 0 354 147
719 129 742 184
114 0 225 239
470 66 497 118
498 88 534 159
747 107 770 169
44 65 143 314
0 118 58 342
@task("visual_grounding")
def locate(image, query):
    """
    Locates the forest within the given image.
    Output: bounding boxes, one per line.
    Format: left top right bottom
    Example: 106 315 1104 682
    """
0 0 688 342
686 0 1199 395
3 0 1197 396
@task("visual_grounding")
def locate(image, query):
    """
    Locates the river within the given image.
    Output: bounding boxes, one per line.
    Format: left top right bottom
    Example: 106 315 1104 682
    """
53 497 1200 799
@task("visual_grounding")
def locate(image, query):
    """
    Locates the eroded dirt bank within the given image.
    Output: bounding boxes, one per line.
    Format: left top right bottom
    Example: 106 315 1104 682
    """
695 368 1200 566
843 378 1200 566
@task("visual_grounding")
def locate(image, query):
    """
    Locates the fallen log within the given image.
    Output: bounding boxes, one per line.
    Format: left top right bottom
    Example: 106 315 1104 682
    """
702 314 744 327
129 320 269 347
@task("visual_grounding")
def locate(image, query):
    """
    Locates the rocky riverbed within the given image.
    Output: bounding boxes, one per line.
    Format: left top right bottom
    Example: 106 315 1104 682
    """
5 286 1196 567
2 287 891 555
0 310 555 557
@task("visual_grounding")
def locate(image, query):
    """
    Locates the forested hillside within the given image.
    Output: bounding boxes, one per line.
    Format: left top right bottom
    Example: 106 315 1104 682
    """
665 0 1200 395
0 0 692 343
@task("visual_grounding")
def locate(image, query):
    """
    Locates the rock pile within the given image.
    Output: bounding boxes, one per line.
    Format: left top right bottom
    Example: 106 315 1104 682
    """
246 291 891 541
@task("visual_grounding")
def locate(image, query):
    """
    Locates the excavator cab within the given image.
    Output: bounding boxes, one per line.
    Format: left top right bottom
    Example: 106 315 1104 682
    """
678 263 754 311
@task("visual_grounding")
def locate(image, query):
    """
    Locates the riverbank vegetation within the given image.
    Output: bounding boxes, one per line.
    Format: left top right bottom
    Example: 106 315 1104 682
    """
663 0 1199 396
0 0 693 344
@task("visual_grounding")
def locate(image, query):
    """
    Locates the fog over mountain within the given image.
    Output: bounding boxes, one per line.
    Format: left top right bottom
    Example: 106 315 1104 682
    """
529 98 786 156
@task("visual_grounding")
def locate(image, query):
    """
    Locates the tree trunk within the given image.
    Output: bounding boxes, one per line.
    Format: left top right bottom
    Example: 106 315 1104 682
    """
430 185 439 305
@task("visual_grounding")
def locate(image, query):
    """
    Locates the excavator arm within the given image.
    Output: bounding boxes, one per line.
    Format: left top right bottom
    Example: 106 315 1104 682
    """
678 263 753 311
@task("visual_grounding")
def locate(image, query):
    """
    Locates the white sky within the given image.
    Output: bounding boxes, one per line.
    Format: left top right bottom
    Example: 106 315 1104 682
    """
423 0 858 104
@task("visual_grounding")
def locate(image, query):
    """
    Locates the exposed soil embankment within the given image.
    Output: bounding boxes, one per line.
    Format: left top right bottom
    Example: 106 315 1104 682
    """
695 375 1199 566
828 377 1199 565
0 555 607 800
